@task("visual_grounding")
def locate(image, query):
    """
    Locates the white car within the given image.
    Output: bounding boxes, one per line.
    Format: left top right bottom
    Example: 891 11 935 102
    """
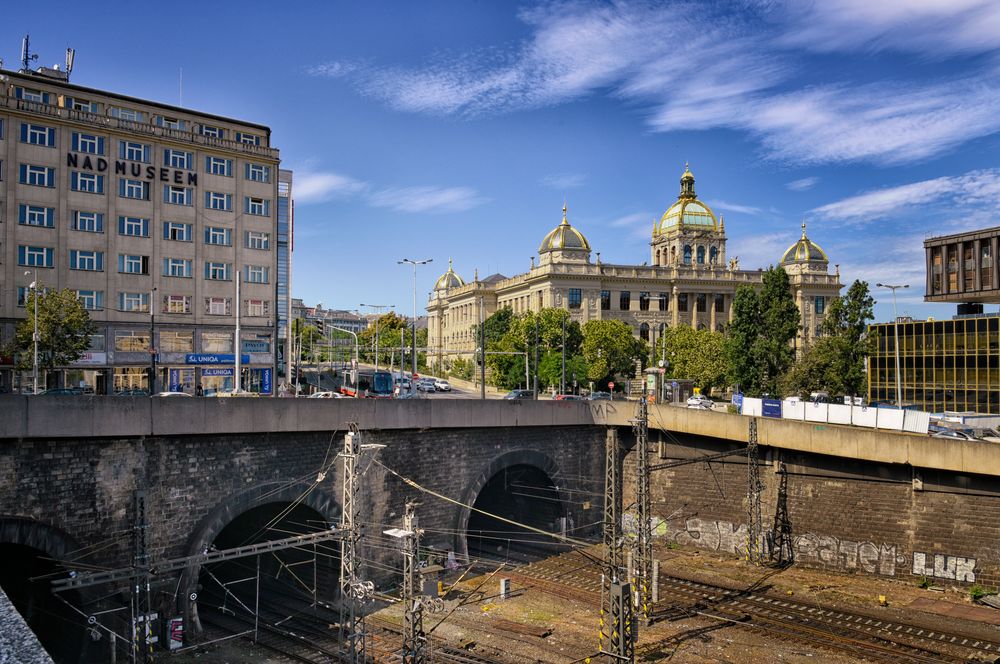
434 379 452 392
154 391 191 397
686 395 714 409
307 391 344 398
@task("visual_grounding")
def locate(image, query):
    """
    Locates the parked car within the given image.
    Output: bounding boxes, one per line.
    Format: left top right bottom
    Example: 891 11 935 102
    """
587 391 612 401
154 391 191 397
554 394 584 401
40 387 83 396
211 390 260 398
307 391 343 399
434 379 452 392
503 389 535 400
417 379 437 393
686 395 714 409
116 388 149 397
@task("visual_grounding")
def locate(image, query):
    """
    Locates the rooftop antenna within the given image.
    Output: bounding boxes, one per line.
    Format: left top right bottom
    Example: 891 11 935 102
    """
21 34 38 72
65 47 75 79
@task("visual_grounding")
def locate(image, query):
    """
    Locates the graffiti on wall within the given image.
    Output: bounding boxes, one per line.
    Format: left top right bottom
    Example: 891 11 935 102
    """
657 517 978 582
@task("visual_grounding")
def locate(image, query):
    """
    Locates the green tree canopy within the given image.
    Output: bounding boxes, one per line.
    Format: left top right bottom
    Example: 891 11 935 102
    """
581 319 647 382
726 285 764 395
358 311 409 365
655 325 728 396
6 288 97 371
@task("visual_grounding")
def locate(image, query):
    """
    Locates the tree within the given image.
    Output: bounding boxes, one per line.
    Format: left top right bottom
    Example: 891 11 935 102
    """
581 319 647 382
358 312 408 366
726 285 764 395
538 351 588 392
758 266 801 395
6 288 97 374
655 325 728 396
291 318 323 363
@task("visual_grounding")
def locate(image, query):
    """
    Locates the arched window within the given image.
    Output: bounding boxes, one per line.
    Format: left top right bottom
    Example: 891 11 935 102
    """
639 323 649 341
683 245 692 265
697 246 705 264
655 249 661 266
710 247 719 264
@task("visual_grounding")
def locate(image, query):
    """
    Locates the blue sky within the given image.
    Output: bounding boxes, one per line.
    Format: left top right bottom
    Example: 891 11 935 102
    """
9 1 1000 322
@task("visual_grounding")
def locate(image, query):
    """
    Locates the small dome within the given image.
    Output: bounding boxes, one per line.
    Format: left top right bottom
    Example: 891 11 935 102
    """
539 205 591 253
781 222 828 264
433 259 465 291
656 164 719 234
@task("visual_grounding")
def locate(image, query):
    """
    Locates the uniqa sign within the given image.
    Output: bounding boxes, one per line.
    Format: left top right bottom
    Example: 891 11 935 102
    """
66 153 198 186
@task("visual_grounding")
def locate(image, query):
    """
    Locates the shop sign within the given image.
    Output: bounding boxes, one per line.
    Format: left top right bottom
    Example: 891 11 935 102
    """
202 367 234 377
261 368 273 394
242 340 270 353
72 352 107 366
185 354 250 365
249 352 274 364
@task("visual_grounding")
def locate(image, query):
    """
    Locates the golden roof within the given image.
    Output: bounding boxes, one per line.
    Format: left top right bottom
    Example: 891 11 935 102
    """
656 165 719 234
433 258 466 291
781 222 829 264
539 205 591 253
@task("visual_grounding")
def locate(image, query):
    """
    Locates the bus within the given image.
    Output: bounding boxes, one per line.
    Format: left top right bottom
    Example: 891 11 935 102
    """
340 369 394 398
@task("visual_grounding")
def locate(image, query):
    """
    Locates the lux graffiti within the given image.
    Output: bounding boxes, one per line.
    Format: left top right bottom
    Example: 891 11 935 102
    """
66 153 198 186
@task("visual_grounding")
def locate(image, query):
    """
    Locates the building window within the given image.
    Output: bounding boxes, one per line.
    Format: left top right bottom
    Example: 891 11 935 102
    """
815 296 826 315
245 163 271 182
119 179 149 200
71 132 104 154
119 254 150 275
67 97 98 113
982 243 994 287
110 107 143 122
600 290 611 310
205 156 232 176
119 140 150 163
72 211 103 233
119 292 150 313
710 247 719 264
567 288 582 309
164 149 192 169
202 331 233 352
245 265 269 284
204 298 232 316
714 293 725 313
620 291 631 310
70 250 104 271
678 293 689 312
659 292 669 312
246 299 270 317
205 191 232 211
18 204 54 228
19 164 55 187
159 329 193 350
204 227 232 246
235 132 260 146
639 292 650 311
245 196 270 216
18 245 54 268
696 293 707 312
76 290 104 311
20 123 56 147
163 295 192 315
155 115 185 130
114 330 150 351
205 262 231 280
683 245 692 265
164 185 192 205
697 246 705 264
15 87 50 104
199 124 226 139
245 231 270 250
163 221 192 241
163 257 192 278
71 171 104 194
640 322 649 342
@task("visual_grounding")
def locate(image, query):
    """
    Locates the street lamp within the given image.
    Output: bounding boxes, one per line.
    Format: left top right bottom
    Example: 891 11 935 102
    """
876 283 909 406
24 270 39 394
149 287 158 395
360 303 393 372
398 258 432 389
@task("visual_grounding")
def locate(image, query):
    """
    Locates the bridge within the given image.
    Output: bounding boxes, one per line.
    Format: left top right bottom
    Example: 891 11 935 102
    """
3 397 1000 663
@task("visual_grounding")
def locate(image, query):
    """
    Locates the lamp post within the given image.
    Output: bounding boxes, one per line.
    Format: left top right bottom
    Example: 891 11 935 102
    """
149 287 158 394
361 303 393 372
876 283 909 406
24 271 39 394
398 258 432 390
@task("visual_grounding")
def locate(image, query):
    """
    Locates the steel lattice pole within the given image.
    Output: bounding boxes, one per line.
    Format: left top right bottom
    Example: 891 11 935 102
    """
746 418 764 565
339 427 364 662
402 502 425 664
633 390 652 623
600 428 633 660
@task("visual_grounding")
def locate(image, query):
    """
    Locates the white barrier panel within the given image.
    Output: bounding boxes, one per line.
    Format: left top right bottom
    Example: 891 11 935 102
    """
877 408 905 430
804 401 829 423
827 403 852 425
782 399 805 421
852 405 878 428
742 397 762 416
903 409 931 434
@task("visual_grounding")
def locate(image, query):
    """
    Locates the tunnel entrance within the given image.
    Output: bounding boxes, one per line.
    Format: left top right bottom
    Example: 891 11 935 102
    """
466 464 565 563
196 502 340 633
0 543 93 664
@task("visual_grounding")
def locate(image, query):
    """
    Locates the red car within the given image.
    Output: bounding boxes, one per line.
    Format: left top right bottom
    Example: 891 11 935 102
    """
553 394 584 401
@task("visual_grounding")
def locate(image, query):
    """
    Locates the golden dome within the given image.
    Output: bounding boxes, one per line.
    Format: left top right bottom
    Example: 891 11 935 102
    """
781 222 828 264
433 259 466 291
656 165 718 234
539 205 591 253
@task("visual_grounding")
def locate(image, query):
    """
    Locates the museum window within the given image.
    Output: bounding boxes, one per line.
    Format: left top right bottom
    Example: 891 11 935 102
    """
710 247 719 264
18 204 54 228
640 323 649 342
683 245 692 265
697 246 705 264
714 293 725 313
639 292 650 311
600 290 611 310
696 293 706 312
206 156 232 176
659 292 668 312
568 288 582 309
678 293 688 312
71 171 104 194
620 291 631 310
119 179 149 200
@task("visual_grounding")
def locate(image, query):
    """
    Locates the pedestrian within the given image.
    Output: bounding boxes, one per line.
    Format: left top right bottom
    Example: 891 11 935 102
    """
195 384 203 397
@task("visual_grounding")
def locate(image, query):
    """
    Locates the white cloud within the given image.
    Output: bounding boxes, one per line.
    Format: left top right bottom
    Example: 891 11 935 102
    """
367 186 487 214
707 200 762 216
728 231 797 271
786 177 818 191
608 212 651 228
294 171 368 204
812 168 1000 223
540 172 586 189
306 61 358 78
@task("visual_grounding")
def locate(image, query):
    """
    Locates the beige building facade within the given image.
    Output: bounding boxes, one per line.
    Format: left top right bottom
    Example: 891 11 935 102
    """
427 167 842 367
0 67 282 394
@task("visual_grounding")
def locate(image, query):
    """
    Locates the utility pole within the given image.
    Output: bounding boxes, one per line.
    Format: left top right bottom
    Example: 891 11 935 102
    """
479 296 485 400
339 424 378 662
398 258 433 388
132 489 152 663
401 502 424 664
600 428 634 662
876 282 909 406
533 315 539 399
632 386 652 623
361 304 393 372
746 417 764 565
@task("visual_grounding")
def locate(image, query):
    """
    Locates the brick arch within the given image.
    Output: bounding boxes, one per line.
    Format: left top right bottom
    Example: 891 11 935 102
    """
453 449 569 562
180 481 339 633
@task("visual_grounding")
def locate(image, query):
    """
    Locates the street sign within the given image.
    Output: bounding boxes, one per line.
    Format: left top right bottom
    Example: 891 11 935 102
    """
659 368 665 374
608 381 615 389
